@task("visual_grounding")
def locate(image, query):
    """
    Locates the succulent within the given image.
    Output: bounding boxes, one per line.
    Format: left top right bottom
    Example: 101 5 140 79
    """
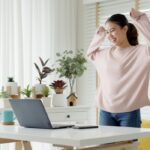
42 86 50 97
34 57 54 84
21 85 32 98
50 80 67 89
0 91 10 98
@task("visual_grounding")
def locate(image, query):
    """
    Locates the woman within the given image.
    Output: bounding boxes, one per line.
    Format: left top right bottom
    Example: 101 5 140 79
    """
87 8 150 128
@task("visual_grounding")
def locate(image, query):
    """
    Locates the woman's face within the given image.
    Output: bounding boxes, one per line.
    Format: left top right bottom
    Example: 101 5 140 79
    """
105 21 128 46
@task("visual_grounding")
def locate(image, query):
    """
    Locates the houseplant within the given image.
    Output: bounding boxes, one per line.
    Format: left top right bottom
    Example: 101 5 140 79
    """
34 57 54 84
50 80 67 107
56 49 87 98
34 57 54 98
50 80 67 94
42 86 50 97
0 91 10 98
0 90 11 108
56 50 87 94
21 85 32 98
6 77 19 98
41 86 52 107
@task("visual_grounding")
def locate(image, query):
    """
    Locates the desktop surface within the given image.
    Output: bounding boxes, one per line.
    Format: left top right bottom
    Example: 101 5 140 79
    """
0 125 150 148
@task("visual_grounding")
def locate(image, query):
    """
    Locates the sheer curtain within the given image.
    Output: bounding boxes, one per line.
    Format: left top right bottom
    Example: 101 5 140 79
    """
0 0 77 89
0 0 77 149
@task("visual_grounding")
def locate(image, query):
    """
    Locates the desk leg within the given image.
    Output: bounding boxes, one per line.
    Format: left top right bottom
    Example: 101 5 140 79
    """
22 141 32 150
15 142 22 150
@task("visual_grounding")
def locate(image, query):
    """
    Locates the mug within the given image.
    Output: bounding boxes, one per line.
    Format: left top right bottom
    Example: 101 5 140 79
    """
0 110 15 125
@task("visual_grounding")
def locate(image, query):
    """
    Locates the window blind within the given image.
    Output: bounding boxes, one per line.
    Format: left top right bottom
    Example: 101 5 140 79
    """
77 3 97 124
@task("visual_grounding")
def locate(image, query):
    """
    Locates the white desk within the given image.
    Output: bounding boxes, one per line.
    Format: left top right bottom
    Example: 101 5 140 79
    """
0 125 150 149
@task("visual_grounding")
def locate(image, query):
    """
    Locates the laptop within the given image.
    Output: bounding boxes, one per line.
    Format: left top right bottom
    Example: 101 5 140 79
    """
9 99 74 129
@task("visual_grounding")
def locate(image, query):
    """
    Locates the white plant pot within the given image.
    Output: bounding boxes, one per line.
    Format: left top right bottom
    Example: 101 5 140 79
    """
6 82 18 95
0 98 11 108
52 94 67 107
34 84 46 95
41 97 52 108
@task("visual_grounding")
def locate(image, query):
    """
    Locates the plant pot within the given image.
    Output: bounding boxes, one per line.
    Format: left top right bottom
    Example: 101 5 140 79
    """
6 81 18 95
0 98 11 108
54 88 63 94
52 94 66 107
34 84 46 98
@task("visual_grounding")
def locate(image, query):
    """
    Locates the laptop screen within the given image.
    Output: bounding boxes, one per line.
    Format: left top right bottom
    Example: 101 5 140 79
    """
9 99 53 129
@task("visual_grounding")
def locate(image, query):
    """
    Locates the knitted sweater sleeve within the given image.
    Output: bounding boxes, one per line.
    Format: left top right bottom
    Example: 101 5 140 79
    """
130 10 150 48
87 27 106 61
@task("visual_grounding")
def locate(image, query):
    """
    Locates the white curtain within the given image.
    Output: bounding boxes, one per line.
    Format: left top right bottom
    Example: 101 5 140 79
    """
0 0 77 149
0 0 77 89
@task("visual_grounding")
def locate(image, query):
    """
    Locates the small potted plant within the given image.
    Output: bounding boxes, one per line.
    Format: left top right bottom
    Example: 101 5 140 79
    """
50 80 67 94
50 80 67 107
0 89 11 108
21 85 32 98
6 77 19 99
34 57 54 98
42 86 50 97
41 86 52 107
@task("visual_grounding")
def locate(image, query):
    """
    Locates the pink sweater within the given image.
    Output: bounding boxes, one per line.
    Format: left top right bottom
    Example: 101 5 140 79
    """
87 13 150 113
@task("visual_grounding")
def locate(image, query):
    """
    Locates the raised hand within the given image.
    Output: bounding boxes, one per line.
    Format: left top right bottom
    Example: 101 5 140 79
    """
130 8 144 20
96 26 106 35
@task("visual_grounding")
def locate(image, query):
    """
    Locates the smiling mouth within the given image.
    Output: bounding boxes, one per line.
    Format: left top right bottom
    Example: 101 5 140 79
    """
111 38 116 43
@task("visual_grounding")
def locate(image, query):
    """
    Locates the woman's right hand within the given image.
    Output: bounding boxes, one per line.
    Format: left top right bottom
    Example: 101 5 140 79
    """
96 26 106 35
87 25 106 59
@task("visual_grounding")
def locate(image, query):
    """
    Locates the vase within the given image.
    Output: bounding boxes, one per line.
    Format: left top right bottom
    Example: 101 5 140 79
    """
52 94 66 107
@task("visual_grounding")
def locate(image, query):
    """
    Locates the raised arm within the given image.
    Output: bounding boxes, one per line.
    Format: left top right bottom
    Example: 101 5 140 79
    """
130 8 150 47
87 26 106 61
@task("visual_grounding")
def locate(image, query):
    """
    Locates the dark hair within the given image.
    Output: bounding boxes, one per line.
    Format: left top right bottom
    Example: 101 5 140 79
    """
106 14 138 46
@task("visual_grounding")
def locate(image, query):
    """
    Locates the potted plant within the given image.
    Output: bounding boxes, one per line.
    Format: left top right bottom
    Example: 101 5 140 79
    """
0 91 10 98
56 50 87 93
34 57 54 84
41 86 52 107
56 49 87 106
50 80 67 94
50 80 67 107
6 77 19 99
0 90 11 108
42 86 50 97
21 85 32 98
34 57 54 98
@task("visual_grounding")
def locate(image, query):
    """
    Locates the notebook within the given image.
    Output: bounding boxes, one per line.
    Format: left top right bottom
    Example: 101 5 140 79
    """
9 99 73 129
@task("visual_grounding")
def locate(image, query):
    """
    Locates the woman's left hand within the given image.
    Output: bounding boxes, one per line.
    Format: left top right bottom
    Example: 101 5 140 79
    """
130 8 144 20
